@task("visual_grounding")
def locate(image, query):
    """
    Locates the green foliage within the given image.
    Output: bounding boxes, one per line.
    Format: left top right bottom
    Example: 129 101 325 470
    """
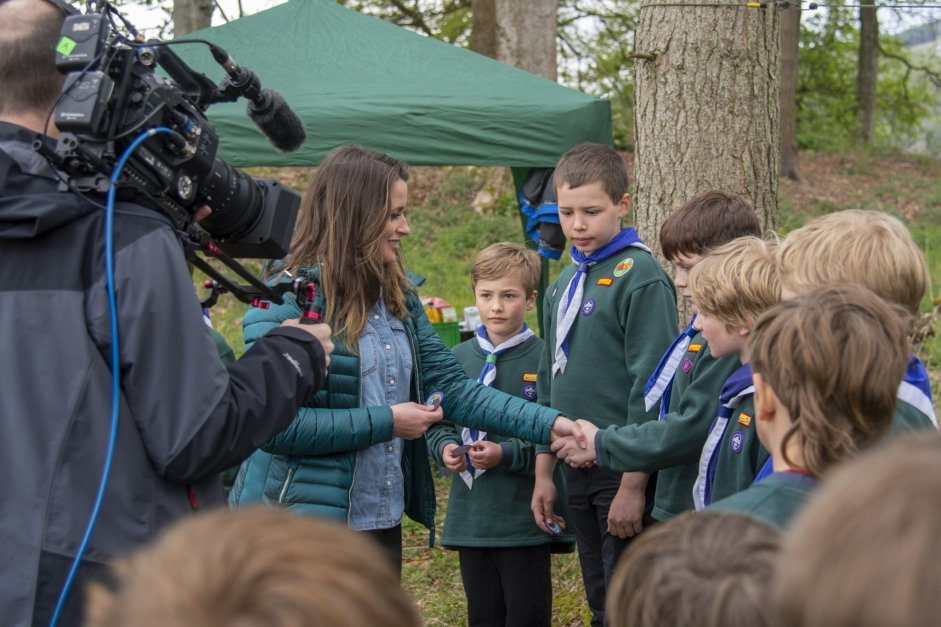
797 13 939 152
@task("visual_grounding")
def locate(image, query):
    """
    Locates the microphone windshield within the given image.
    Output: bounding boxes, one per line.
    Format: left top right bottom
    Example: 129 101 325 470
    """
246 90 308 153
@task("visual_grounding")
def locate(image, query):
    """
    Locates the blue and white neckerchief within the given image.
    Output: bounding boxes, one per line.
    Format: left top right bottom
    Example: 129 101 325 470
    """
693 363 753 510
755 353 940 486
898 354 938 428
644 315 698 418
552 228 649 378
459 324 535 490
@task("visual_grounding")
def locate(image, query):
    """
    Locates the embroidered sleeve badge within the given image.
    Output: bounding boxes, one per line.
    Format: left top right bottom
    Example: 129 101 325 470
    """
737 412 752 428
523 373 537 382
613 258 634 277
596 277 613 286
688 343 702 353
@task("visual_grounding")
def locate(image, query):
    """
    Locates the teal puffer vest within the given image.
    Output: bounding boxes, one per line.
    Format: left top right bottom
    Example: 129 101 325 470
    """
229 267 556 543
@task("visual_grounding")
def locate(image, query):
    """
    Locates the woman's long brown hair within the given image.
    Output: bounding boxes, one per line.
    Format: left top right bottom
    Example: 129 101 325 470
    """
277 145 411 349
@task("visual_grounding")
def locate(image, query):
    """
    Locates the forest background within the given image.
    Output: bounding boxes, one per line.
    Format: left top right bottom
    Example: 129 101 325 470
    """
112 0 941 624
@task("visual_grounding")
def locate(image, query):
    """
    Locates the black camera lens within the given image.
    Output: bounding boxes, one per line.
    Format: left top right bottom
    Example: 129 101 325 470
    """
197 158 264 241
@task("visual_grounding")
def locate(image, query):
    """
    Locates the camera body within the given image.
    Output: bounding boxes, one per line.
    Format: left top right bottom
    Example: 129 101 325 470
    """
47 12 298 259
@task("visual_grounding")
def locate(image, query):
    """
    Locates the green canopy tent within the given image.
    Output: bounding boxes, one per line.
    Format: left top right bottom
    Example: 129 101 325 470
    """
176 0 612 331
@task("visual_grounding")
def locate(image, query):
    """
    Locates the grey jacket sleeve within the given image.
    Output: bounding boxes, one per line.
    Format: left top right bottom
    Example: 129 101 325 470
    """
90 221 327 483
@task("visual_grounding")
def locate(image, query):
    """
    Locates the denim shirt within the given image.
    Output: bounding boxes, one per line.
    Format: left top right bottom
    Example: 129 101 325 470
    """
348 299 413 531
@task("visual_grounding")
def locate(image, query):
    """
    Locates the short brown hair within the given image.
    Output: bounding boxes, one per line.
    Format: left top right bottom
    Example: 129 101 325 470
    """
660 190 762 260
471 242 541 294
750 285 910 477
608 511 781 627
0 0 67 116
84 507 422 627
773 432 941 627
554 142 628 204
777 210 927 315
689 236 780 329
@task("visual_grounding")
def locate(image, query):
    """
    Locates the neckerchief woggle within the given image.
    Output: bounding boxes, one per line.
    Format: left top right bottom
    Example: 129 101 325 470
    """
644 314 698 418
459 324 534 490
553 228 649 378
753 353 939 485
693 363 753 510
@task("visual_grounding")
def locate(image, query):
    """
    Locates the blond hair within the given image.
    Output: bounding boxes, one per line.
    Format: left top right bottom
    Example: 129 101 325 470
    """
84 507 422 627
608 512 780 627
689 236 780 329
773 432 941 627
777 210 927 315
750 285 910 477
471 242 541 294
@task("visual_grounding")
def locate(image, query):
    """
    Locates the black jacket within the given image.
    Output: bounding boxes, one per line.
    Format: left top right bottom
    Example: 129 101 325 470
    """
0 122 327 626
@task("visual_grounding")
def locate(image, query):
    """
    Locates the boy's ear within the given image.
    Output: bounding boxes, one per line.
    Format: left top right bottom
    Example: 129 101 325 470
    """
526 290 538 310
618 193 631 219
752 372 779 421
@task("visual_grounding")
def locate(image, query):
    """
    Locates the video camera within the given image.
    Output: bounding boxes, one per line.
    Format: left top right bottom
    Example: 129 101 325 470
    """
36 2 308 305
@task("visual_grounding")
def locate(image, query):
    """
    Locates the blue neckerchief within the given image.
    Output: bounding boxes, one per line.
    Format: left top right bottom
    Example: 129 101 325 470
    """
474 323 534 387
694 363 753 509
897 354 937 427
459 326 534 488
754 457 773 483
553 228 648 377
644 315 698 418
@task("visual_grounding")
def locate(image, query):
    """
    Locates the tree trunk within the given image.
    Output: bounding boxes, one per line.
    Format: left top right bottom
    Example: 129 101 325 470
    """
856 6 878 144
472 0 558 80
173 0 214 37
779 6 800 180
634 0 779 267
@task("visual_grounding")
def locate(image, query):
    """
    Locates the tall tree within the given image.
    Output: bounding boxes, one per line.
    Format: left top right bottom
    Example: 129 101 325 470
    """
172 0 213 36
471 0 558 80
633 0 779 263
779 6 800 180
856 5 879 143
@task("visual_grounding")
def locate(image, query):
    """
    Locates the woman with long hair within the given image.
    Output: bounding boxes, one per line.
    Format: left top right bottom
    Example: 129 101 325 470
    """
230 145 579 574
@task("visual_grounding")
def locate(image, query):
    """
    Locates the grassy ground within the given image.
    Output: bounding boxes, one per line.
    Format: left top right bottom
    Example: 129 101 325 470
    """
199 151 941 625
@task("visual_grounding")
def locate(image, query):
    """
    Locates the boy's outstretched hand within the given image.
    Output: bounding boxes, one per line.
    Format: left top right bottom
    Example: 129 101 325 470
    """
550 416 587 449
553 419 599 468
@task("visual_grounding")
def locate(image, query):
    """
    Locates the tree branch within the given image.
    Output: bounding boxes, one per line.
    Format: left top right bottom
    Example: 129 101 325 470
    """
877 41 941 89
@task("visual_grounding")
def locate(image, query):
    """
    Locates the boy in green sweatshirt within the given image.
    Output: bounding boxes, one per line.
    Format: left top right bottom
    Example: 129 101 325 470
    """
553 190 760 521
427 243 574 627
708 284 909 529
533 142 678 626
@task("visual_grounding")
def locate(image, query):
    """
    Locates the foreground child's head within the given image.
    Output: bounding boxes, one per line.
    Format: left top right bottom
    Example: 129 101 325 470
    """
689 237 779 358
774 432 941 627
84 507 422 627
777 210 927 316
471 242 540 343
749 284 910 476
660 191 762 303
608 511 781 627
554 142 630 255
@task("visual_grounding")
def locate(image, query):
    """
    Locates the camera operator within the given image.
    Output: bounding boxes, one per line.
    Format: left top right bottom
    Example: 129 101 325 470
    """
0 1 334 625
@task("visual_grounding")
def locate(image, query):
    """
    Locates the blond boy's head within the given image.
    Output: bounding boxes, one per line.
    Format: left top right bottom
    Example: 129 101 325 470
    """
608 511 781 627
750 284 910 477
777 210 927 316
773 432 941 627
689 236 780 330
84 507 422 627
471 242 541 294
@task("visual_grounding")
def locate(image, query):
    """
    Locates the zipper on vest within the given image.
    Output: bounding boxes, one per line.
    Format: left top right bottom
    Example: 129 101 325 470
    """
277 467 295 503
